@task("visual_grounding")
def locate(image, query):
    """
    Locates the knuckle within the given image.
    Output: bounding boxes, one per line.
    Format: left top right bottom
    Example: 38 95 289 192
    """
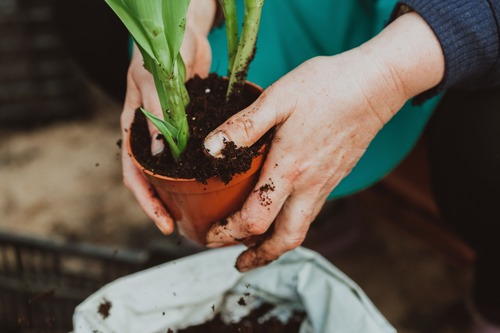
235 116 256 142
280 234 305 252
244 219 268 236
287 239 303 251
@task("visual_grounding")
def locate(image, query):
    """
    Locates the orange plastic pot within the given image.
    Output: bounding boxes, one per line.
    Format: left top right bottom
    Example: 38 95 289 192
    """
128 81 265 244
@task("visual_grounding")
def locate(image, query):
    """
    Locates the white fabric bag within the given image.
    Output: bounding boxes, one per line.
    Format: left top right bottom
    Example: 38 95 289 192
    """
73 246 396 333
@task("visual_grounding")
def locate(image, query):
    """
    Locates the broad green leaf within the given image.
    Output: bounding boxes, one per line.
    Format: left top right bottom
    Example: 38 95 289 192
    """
106 0 181 71
136 43 169 116
162 0 190 63
104 0 156 61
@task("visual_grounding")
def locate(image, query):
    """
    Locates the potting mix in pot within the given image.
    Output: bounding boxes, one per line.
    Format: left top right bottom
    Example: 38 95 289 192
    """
129 73 268 184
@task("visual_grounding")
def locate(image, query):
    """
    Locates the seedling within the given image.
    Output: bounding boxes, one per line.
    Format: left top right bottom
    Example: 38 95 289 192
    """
106 0 264 161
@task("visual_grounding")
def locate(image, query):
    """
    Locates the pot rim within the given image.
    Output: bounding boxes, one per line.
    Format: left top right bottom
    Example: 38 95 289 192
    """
126 79 266 184
126 135 267 184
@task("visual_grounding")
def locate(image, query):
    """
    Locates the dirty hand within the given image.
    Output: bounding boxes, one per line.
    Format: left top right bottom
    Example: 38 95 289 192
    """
204 12 445 271
121 0 215 234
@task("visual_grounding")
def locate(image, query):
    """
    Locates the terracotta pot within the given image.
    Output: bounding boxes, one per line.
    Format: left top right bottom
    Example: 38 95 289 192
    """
128 81 265 244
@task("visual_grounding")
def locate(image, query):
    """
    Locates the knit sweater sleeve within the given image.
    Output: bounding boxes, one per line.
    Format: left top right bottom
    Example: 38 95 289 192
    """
390 1 500 102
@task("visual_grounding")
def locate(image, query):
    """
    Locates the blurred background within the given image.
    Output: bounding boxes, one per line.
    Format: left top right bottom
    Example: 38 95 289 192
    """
0 0 475 332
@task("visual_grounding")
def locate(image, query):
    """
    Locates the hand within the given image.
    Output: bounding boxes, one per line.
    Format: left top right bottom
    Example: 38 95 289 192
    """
120 0 215 234
204 12 445 271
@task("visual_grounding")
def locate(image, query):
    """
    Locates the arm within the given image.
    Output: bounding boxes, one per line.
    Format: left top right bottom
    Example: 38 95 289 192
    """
204 12 445 271
393 0 500 103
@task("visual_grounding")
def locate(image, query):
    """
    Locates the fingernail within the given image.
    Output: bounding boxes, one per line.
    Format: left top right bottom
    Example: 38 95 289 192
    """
204 131 227 157
151 140 164 156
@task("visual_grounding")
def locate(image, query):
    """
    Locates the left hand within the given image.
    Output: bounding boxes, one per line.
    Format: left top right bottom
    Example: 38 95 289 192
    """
203 12 445 271
120 0 214 235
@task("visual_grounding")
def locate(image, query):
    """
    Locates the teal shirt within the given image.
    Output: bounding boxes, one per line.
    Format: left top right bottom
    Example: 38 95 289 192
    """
208 0 442 199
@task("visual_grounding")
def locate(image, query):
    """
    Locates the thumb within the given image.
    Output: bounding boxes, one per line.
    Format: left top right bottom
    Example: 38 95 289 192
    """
204 93 279 157
129 43 165 156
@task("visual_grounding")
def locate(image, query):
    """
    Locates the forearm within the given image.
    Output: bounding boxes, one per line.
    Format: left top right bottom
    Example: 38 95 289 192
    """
352 12 445 121
393 0 500 97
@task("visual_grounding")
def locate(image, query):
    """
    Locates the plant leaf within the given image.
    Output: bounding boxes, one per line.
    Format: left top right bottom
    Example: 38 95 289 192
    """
176 117 189 153
106 0 192 161
140 108 181 161
140 108 179 138
219 0 238 75
104 0 156 61
162 0 190 64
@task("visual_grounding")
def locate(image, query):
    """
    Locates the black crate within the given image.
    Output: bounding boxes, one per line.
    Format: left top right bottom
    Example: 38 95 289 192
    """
0 0 90 127
0 231 201 333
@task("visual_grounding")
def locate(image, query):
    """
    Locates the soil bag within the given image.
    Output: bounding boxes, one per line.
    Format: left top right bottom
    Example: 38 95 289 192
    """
73 246 396 333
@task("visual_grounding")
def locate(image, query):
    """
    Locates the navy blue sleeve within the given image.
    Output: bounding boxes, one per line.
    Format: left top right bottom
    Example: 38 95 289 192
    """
390 1 500 102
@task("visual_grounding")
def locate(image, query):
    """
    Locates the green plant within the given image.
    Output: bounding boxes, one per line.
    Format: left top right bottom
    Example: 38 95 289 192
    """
220 0 264 98
105 0 263 161
105 0 190 162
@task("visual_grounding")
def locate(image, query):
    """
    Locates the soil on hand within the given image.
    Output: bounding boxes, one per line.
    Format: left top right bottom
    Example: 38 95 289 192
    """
130 74 269 184
174 303 306 333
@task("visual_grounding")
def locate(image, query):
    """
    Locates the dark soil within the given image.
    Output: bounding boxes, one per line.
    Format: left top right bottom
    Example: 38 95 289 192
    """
173 303 306 333
130 73 270 184
98 299 112 319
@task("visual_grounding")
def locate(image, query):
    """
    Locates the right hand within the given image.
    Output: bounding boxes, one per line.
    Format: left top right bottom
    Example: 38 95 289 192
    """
204 12 446 271
120 0 215 234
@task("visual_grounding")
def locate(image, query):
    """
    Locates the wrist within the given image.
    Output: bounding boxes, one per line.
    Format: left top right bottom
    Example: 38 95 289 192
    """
186 0 217 36
358 12 445 118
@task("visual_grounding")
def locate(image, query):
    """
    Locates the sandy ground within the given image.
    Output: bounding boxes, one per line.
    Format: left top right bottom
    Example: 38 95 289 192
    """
0 86 152 248
0 83 474 333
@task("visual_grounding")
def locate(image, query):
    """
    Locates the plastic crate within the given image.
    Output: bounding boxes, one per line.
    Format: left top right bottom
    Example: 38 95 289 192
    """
0 0 90 127
0 231 201 333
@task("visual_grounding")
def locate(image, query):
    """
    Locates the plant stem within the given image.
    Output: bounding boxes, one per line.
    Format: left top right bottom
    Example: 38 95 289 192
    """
164 75 189 159
219 0 238 77
227 0 263 98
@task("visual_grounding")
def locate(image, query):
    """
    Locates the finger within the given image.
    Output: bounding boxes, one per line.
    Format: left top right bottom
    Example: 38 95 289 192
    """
180 28 211 79
122 151 175 235
128 43 166 155
204 88 284 157
180 28 197 79
121 65 173 234
137 71 165 156
205 146 297 245
235 193 321 272
191 35 211 78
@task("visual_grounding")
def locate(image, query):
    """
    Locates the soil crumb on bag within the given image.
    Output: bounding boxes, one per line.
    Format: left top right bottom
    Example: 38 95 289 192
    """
98 299 112 319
